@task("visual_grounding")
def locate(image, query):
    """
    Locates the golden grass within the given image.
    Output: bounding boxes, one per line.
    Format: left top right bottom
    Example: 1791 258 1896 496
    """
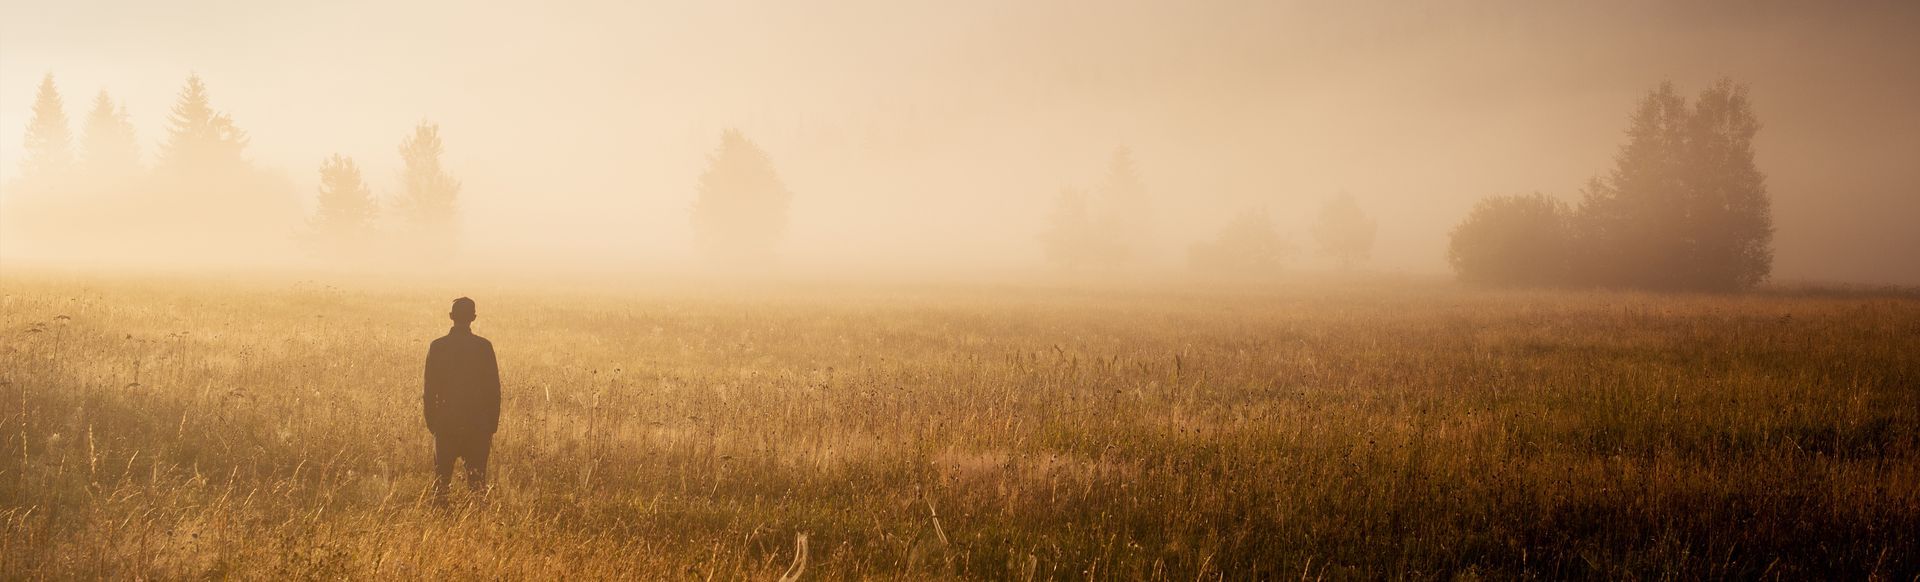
2 274 1916 579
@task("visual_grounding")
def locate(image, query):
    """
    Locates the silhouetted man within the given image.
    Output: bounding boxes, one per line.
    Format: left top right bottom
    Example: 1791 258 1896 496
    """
424 297 501 502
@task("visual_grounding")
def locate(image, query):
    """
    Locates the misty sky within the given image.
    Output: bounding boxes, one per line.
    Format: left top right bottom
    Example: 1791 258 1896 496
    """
2 0 1917 283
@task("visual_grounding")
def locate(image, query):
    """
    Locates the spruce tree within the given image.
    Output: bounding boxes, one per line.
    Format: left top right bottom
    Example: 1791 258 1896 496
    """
144 73 296 260
20 73 74 180
157 74 247 172
692 129 790 266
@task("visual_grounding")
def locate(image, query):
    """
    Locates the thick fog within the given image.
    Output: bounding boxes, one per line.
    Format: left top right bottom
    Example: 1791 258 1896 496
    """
2 0 1917 284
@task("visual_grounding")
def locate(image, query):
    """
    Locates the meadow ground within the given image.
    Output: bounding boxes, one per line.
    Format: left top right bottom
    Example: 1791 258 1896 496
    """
1 272 1916 579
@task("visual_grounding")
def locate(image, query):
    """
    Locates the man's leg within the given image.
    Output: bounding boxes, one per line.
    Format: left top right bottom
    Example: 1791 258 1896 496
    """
432 433 458 503
464 435 492 494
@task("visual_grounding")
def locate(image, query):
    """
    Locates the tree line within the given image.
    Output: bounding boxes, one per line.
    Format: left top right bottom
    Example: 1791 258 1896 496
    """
6 73 461 263
9 72 1771 289
1036 80 1773 289
1448 79 1774 291
6 72 796 268
1036 79 1774 289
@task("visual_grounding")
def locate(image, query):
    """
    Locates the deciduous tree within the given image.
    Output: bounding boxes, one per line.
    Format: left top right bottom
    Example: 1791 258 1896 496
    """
397 121 462 257
1448 193 1573 287
309 154 377 247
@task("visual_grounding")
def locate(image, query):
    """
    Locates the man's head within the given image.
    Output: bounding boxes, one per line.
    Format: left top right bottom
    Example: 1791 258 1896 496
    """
450 297 477 324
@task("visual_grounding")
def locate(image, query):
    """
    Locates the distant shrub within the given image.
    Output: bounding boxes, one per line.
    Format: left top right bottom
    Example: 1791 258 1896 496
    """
1448 193 1573 287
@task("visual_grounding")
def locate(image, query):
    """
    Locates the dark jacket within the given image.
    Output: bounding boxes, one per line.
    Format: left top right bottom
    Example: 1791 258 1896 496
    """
424 326 501 436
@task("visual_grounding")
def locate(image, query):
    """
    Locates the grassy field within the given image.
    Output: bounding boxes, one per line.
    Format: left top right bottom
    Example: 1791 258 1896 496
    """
2 273 1916 579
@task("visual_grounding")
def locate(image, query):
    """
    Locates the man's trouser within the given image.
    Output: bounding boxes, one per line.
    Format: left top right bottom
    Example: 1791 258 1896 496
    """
433 431 492 497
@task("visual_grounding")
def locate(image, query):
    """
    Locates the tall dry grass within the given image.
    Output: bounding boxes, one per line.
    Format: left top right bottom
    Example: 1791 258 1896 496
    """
2 275 1915 579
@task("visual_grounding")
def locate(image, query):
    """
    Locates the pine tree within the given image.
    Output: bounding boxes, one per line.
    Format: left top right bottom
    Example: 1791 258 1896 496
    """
139 73 297 261
157 74 247 172
397 121 462 255
20 73 74 180
310 154 377 242
81 90 140 176
692 129 790 266
1312 192 1376 268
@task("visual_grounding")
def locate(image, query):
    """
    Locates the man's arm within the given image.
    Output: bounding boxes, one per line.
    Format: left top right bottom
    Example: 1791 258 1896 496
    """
481 341 502 434
423 341 445 434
